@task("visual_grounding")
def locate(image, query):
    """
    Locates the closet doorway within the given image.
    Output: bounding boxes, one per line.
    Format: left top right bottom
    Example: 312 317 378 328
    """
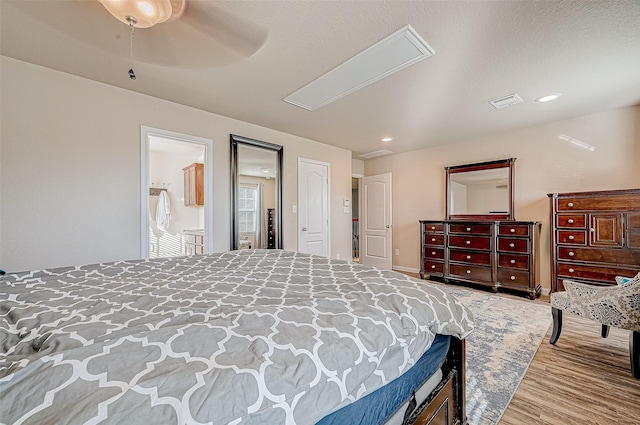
352 176 360 262
140 127 213 259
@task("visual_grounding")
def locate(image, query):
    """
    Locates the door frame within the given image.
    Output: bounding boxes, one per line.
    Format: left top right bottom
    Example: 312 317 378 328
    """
297 157 331 257
140 126 214 259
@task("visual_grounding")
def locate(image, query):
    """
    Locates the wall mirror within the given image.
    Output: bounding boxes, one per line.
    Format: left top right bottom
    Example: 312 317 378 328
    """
445 158 515 220
230 134 283 250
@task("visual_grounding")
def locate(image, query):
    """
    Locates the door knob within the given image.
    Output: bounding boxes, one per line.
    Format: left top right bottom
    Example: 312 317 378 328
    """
302 227 307 231
386 225 390 228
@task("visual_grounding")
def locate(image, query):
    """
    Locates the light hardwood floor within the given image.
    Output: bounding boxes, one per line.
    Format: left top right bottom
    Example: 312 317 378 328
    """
500 302 640 425
400 273 640 425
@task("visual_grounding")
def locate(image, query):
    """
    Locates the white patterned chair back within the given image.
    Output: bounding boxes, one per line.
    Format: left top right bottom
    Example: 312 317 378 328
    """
550 273 640 332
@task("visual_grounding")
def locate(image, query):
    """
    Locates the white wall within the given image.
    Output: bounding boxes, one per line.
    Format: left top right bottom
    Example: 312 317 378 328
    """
450 181 467 215
351 158 365 176
365 106 640 291
466 182 508 214
0 57 353 272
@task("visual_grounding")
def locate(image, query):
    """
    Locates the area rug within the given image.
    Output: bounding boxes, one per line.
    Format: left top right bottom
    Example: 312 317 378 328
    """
443 286 552 425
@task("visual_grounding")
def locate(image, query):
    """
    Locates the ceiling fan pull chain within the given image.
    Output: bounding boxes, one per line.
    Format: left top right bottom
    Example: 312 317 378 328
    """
128 17 136 80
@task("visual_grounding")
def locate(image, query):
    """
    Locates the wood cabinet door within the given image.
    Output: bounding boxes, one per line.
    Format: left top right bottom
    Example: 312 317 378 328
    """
589 213 623 247
183 167 192 206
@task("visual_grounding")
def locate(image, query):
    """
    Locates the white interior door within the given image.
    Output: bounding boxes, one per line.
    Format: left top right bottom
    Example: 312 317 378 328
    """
360 173 392 269
298 158 330 257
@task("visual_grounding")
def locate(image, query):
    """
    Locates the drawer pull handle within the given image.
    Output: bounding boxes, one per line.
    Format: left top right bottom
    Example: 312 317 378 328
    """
590 228 595 232
466 227 471 232
431 265 436 269
465 240 471 245
509 243 515 248
569 252 575 257
466 270 472 274
432 251 436 255
466 255 471 260
568 202 574 208
510 259 516 264
510 276 516 281
510 228 515 233
568 235 575 240
432 238 436 242
569 268 575 273
431 226 436 230
568 219 574 224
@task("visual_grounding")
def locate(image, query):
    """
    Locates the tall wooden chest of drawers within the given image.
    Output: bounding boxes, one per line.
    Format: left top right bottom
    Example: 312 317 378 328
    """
548 189 640 292
420 220 541 299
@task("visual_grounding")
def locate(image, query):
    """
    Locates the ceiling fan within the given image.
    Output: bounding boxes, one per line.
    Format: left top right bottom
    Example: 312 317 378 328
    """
5 0 268 73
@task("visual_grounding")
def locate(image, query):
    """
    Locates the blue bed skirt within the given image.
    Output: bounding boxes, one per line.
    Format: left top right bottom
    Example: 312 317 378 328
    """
317 334 451 425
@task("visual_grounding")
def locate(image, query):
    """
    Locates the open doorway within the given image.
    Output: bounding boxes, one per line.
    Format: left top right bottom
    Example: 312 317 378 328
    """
352 177 360 263
141 127 213 259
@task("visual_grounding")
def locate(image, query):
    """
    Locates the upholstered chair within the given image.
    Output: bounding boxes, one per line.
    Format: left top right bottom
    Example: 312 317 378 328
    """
549 274 640 378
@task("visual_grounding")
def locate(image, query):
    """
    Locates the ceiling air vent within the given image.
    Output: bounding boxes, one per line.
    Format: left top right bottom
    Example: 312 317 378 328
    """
284 25 435 111
489 94 523 109
358 149 394 159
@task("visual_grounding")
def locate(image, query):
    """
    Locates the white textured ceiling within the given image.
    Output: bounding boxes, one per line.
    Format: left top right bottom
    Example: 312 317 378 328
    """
2 0 640 156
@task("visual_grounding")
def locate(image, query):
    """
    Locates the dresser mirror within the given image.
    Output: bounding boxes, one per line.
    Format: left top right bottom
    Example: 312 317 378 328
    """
445 158 515 220
230 134 283 250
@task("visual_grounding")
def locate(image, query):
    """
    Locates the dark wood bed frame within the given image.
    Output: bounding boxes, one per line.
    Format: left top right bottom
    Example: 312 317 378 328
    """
406 337 467 425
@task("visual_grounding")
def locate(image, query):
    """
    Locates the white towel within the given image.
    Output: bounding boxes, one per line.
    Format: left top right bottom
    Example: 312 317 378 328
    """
156 191 171 231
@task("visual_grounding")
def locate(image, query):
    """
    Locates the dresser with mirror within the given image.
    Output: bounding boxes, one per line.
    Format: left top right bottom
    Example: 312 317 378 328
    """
420 158 541 299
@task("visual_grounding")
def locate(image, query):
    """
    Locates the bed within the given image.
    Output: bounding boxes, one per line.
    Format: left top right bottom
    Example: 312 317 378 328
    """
0 249 473 425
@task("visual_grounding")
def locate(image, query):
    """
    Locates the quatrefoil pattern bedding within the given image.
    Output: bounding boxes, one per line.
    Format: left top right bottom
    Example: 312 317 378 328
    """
0 250 473 425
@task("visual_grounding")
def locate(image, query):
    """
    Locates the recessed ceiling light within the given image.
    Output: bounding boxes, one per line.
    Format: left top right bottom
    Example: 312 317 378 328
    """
381 137 393 142
536 93 562 103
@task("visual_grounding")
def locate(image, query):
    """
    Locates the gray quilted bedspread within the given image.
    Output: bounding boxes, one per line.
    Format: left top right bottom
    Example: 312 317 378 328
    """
0 250 473 425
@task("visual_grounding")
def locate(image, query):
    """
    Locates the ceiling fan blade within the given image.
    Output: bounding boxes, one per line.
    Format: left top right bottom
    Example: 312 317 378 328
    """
3 0 267 69
176 1 268 58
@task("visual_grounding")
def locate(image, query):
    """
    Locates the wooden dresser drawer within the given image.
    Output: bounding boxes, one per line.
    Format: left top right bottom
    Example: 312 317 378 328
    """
449 235 491 250
555 278 612 292
449 264 492 283
497 269 530 287
557 246 640 265
423 260 444 275
498 253 529 270
424 248 445 260
448 223 492 235
628 213 640 229
557 195 640 211
425 234 445 246
423 222 445 233
625 213 640 249
557 230 586 244
498 224 529 236
497 238 529 253
557 214 586 228
557 262 639 283
449 249 491 266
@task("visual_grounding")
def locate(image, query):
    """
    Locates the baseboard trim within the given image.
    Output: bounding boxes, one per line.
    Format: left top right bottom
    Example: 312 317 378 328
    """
392 265 419 274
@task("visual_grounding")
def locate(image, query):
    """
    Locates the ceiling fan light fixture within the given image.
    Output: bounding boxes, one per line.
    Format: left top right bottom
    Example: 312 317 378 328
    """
99 0 181 28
